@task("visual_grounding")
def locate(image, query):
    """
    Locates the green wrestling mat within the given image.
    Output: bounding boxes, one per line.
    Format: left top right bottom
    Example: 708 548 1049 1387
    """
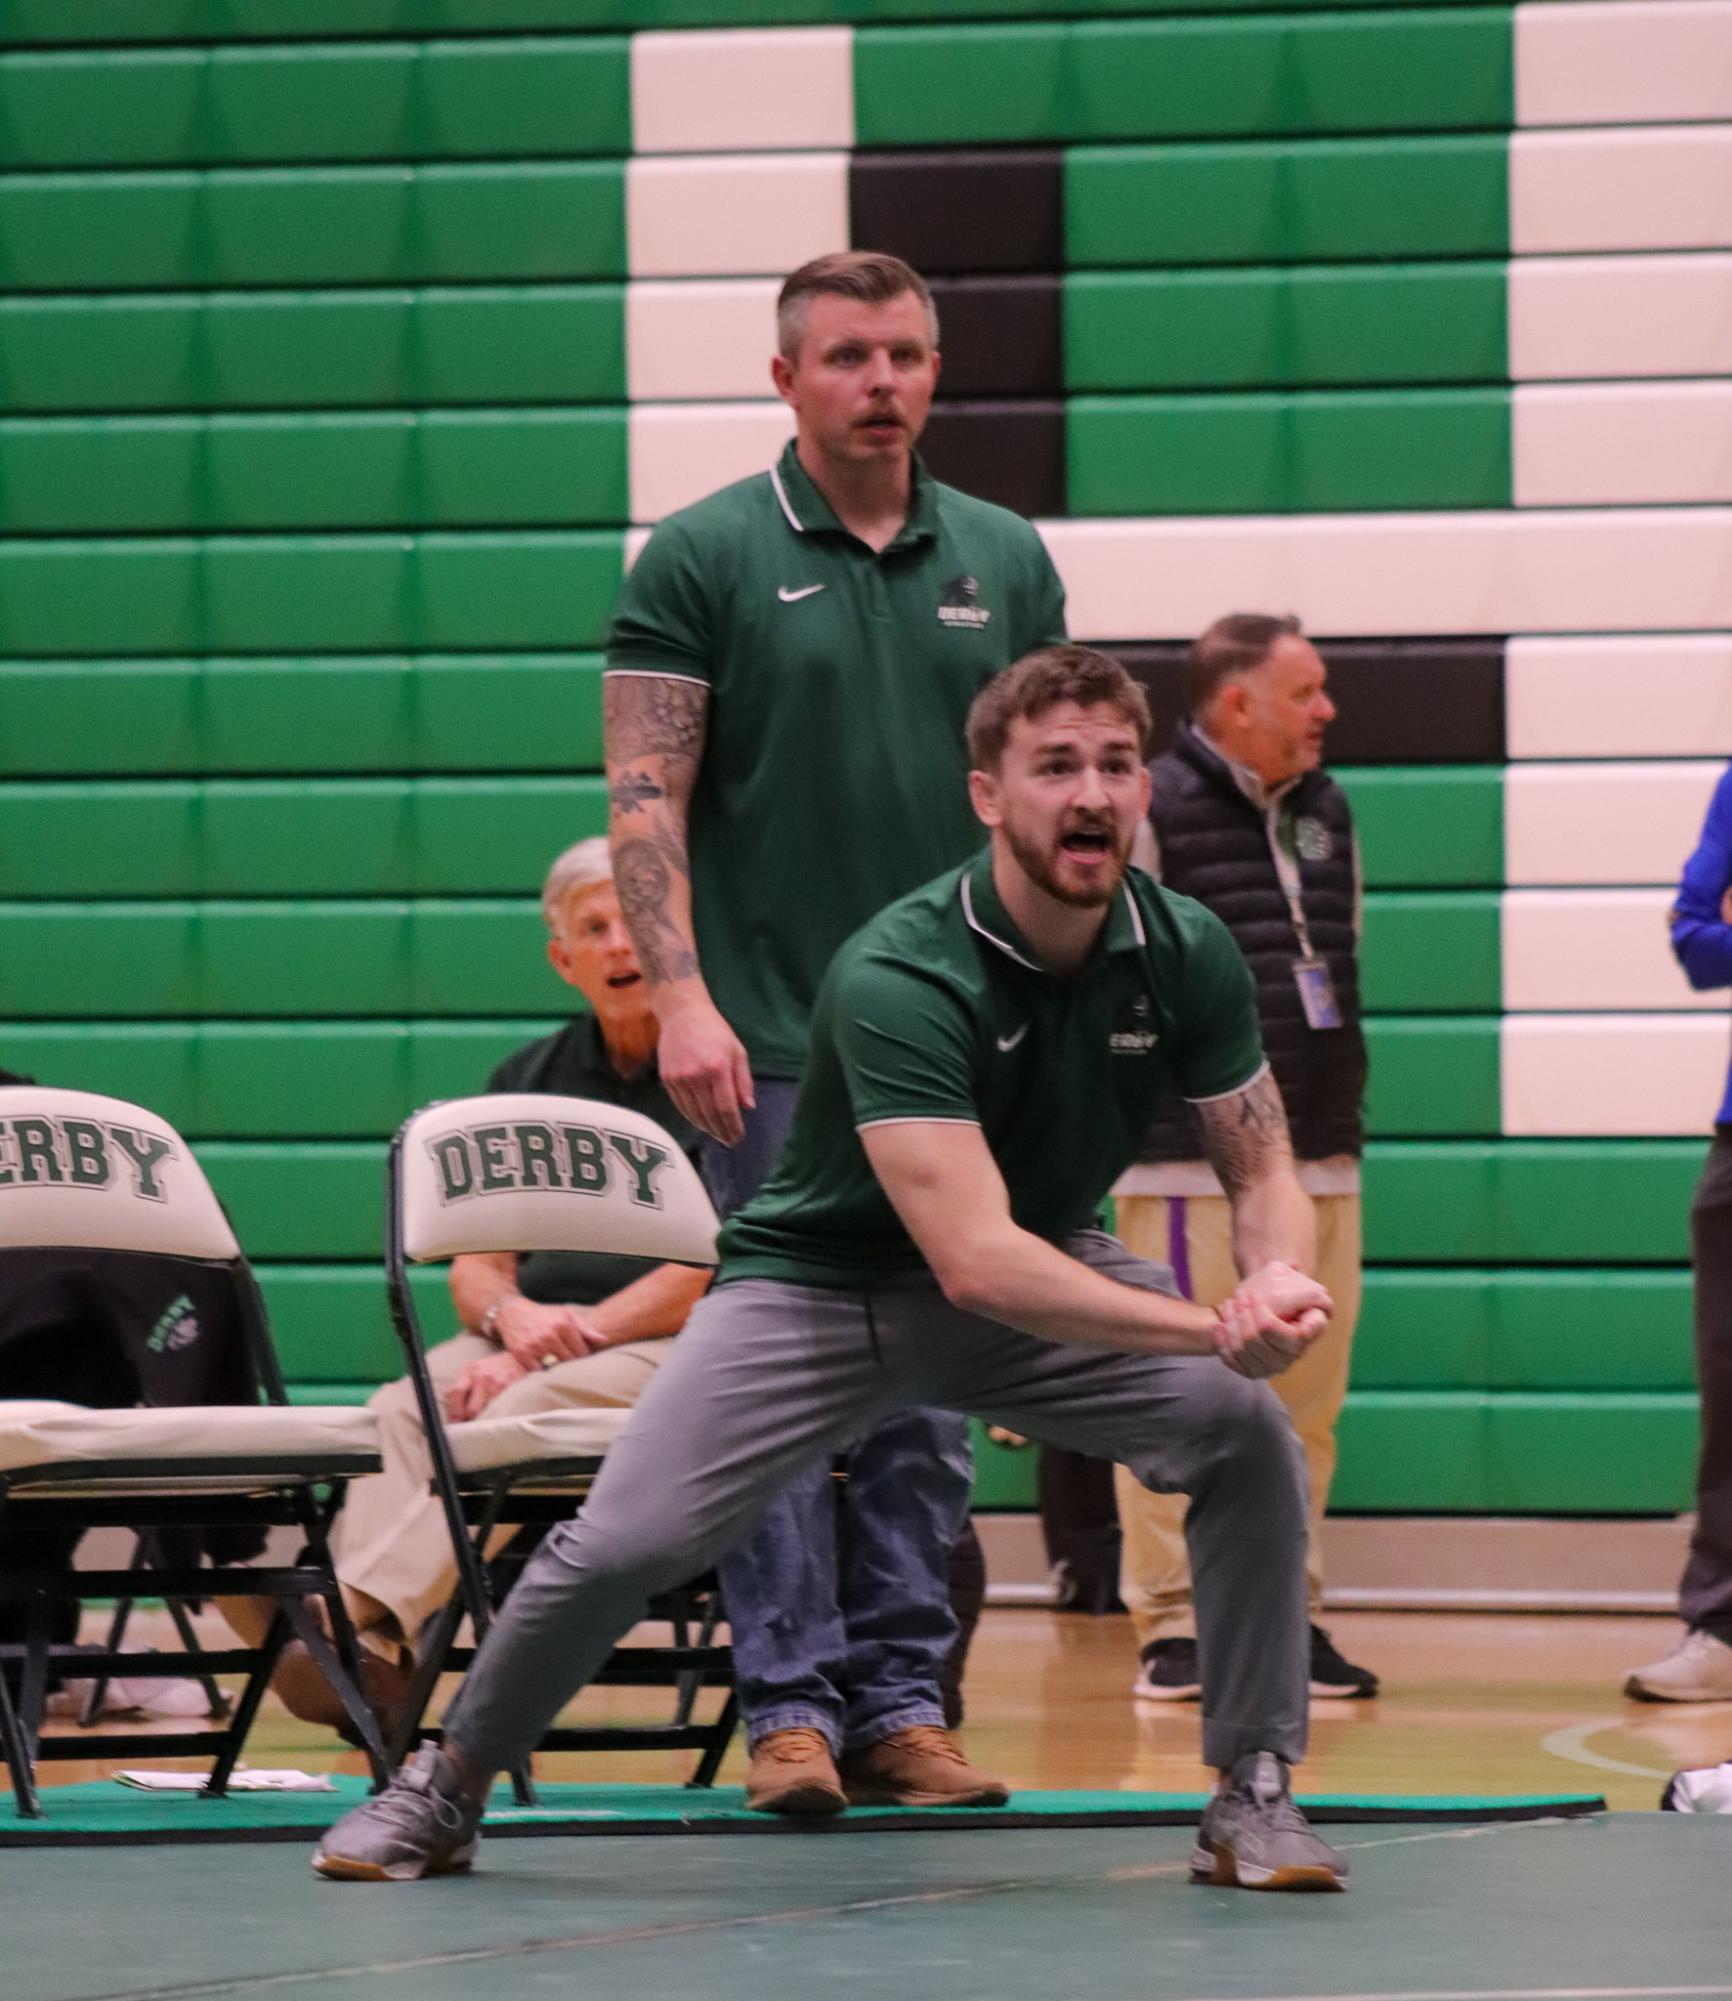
0 1779 1606 1845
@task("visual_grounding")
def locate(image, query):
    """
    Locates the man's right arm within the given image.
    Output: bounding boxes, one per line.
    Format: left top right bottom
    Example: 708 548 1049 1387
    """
604 672 755 1144
860 1121 1327 1378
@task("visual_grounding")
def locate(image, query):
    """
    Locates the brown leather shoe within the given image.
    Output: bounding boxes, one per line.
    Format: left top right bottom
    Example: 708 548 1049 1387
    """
743 1727 848 1816
272 1638 414 1747
839 1726 1010 1808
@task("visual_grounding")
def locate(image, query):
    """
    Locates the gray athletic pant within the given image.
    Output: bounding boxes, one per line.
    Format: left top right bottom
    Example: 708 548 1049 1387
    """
441 1231 1311 1776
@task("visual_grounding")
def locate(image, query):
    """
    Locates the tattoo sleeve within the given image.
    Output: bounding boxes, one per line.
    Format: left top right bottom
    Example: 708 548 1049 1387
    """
1194 1069 1296 1200
603 675 709 991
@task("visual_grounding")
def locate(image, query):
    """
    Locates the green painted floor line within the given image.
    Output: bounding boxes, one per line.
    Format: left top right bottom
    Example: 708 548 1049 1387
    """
0 1779 1606 1845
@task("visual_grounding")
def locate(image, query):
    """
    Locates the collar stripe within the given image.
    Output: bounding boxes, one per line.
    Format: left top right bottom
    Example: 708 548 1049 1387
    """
959 874 1044 972
768 464 804 535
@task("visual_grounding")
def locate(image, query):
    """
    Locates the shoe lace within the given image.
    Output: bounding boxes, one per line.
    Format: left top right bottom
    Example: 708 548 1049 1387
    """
759 1728 833 1765
374 1754 470 1839
887 1726 968 1765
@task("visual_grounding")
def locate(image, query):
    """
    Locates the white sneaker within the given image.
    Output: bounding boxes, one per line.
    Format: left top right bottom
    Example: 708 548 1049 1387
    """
45 1658 214 1720
1662 1759 1732 1811
1624 1628 1732 1703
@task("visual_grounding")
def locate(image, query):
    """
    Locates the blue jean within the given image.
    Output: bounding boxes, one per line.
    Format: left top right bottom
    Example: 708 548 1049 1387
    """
700 1081 974 1754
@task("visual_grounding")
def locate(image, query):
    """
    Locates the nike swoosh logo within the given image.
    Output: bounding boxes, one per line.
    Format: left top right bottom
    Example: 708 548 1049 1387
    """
996 1024 1029 1053
777 584 827 603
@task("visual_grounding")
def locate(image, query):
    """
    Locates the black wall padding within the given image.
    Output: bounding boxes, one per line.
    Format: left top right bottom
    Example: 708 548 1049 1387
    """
1111 637 1507 764
850 149 1064 276
921 400 1065 518
927 276 1062 397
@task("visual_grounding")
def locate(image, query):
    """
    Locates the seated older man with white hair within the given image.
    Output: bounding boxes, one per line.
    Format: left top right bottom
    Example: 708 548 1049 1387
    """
275 837 708 1730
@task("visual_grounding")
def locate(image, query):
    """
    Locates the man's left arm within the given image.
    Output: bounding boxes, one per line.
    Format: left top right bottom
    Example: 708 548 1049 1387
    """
1194 1067 1316 1280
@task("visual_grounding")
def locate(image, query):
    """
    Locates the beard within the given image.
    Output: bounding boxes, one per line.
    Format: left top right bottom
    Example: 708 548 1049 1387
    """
1002 817 1131 910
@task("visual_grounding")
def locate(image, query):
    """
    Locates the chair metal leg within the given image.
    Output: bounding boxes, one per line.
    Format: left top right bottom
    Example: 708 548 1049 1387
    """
687 1687 739 1791
294 1492 390 1786
19 1595 52 1772
80 1541 145 1728
0 1657 41 1819
205 1607 291 1800
162 1593 231 1722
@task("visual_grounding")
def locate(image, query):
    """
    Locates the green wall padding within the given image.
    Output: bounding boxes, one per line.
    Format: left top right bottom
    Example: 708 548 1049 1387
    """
1363 1018 1500 1136
0 163 626 291
1065 262 1509 392
855 11 1513 146
0 41 631 169
1068 389 1511 515
0 657 606 776
1360 894 1500 1012
1066 136 1509 267
1341 767 1505 889
0 535 627 655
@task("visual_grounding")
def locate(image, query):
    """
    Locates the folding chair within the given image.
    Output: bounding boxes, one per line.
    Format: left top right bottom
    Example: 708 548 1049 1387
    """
0 1087 388 1818
384 1092 738 1798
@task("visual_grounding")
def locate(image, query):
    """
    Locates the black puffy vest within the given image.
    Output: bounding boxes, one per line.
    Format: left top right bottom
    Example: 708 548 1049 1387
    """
1138 724 1367 1164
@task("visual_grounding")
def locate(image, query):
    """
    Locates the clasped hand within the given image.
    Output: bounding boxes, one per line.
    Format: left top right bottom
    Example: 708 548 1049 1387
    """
1210 1262 1333 1380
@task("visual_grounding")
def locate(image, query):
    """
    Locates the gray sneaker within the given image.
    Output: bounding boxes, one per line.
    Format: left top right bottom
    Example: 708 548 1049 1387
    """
1190 1751 1348 1892
312 1746 484 1882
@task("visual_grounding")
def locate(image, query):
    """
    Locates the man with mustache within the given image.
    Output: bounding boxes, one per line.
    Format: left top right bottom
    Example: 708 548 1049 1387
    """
314 647 1348 1894
1112 615 1377 1705
599 252 1067 1814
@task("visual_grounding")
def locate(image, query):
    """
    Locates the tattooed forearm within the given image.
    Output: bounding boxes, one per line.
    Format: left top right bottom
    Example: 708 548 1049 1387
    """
611 826 700 987
1195 1069 1294 1199
609 768 665 816
604 674 709 764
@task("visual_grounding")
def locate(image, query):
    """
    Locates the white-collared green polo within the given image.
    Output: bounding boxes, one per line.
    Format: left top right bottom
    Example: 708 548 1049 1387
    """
718 851 1267 1288
605 442 1067 1078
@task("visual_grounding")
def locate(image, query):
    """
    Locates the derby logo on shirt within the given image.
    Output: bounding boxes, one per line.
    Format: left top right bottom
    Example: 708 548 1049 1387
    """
0 1114 175 1201
428 1121 672 1210
1109 994 1159 1056
937 574 991 630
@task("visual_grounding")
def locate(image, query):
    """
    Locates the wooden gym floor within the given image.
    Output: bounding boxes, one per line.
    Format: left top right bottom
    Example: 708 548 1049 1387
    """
12 1605 1732 1812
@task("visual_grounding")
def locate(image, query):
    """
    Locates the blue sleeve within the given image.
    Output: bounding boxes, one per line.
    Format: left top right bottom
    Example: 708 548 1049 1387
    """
1671 767 1732 990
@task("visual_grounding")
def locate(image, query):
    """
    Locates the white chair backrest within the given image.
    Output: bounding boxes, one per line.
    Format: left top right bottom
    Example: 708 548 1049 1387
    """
0 1088 239 1261
396 1093 719 1267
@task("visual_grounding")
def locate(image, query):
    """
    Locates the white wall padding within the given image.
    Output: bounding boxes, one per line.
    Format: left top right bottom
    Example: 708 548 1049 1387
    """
1511 126 1732 254
626 279 780 401
1505 762 1723 886
1038 509 1732 641
1516 1 1732 128
1514 382 1732 507
629 401 794 522
1507 635 1732 759
1509 254 1732 383
631 27 854 154
1502 888 1720 1009
627 153 850 278
1503 1014 1732 1135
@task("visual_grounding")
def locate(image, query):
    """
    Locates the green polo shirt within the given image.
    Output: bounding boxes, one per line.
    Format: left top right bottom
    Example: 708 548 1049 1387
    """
718 851 1267 1288
485 1017 699 1307
606 441 1067 1078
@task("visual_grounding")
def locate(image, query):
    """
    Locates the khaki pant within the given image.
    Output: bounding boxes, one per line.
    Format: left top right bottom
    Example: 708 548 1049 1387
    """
330 1332 673 1662
1112 1193 1361 1646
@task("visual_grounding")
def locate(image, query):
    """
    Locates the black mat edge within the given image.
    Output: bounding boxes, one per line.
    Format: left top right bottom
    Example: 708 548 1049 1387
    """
0 1796 1607 1848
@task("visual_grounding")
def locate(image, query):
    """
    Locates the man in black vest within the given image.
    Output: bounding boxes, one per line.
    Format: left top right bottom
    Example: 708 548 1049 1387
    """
1112 614 1378 1703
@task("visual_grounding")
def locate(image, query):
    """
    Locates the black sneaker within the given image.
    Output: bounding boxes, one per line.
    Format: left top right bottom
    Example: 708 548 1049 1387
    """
1309 1624 1379 1699
1132 1637 1201 1703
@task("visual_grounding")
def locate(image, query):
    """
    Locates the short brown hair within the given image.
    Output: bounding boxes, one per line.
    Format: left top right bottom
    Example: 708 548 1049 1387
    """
1186 612 1304 717
777 251 939 362
966 645 1153 772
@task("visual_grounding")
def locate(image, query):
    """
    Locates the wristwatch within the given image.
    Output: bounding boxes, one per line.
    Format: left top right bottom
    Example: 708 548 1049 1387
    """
478 1300 505 1343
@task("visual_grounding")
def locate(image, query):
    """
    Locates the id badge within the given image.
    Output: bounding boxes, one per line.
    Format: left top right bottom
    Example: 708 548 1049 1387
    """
1292 957 1343 1030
